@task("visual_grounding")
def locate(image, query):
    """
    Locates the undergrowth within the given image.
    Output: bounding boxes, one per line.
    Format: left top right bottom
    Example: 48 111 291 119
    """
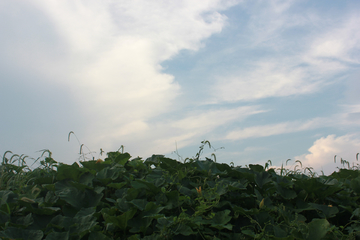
0 134 359 239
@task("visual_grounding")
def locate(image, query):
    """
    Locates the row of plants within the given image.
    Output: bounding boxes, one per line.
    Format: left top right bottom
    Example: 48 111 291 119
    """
0 141 360 239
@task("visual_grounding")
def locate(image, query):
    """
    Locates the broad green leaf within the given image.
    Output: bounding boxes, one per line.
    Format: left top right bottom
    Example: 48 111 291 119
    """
249 164 265 172
124 187 141 201
55 181 103 209
143 202 164 217
69 181 92 191
117 197 131 212
129 216 153 233
16 213 33 227
127 158 147 170
215 181 229 195
330 168 360 180
128 234 141 240
273 225 288 238
306 218 330 240
233 168 255 182
193 160 222 174
295 178 325 195
274 182 297 199
96 167 120 184
144 154 164 166
173 224 194 236
105 152 131 165
56 162 87 181
117 208 138 230
74 207 96 218
34 176 55 185
107 182 127 189
164 191 180 209
80 160 110 172
242 229 256 237
0 227 43 240
102 208 137 230
255 171 272 189
0 190 17 206
16 200 61 215
177 185 196 197
232 205 259 216
45 231 70 240
156 217 173 228
88 232 112 240
0 213 9 224
159 157 180 169
72 216 97 237
309 203 339 218
131 179 160 194
351 176 360 194
209 210 232 230
228 181 247 190
154 177 166 187
114 152 131 165
79 172 94 188
351 208 360 220
129 199 148 211
48 215 72 230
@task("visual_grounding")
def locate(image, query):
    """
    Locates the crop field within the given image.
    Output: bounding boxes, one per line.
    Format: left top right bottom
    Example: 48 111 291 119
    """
1 140 360 239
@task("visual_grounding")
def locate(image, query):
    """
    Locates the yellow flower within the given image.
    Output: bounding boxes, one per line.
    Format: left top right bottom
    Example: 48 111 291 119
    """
196 186 202 195
259 198 265 209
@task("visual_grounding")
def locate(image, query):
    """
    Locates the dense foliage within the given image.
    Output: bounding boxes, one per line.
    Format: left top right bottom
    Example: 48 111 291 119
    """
1 146 360 239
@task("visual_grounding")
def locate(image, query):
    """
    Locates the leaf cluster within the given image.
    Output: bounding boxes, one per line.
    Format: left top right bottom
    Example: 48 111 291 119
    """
0 149 360 239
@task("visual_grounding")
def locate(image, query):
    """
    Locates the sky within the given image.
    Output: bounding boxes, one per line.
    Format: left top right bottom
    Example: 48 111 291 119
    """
1 0 359 175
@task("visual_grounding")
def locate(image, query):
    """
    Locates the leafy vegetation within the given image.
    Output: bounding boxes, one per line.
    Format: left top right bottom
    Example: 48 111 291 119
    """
1 141 360 239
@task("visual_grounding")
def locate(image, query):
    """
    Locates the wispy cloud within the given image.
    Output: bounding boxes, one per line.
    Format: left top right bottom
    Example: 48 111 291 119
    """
307 14 360 63
210 1 360 103
212 59 324 102
97 105 265 157
338 104 360 127
224 118 331 140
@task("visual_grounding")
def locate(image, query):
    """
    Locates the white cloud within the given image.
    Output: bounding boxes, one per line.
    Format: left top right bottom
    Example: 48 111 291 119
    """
0 1 242 158
308 14 360 63
338 104 360 127
245 0 300 47
225 117 331 140
295 134 360 175
211 1 360 103
212 59 324 102
107 105 265 157
170 105 264 132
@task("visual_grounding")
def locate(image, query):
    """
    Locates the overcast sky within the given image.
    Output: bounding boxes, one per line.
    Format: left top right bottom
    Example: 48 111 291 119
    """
1 0 359 175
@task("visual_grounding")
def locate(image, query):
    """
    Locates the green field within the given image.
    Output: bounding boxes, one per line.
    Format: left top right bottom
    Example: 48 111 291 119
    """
1 141 360 239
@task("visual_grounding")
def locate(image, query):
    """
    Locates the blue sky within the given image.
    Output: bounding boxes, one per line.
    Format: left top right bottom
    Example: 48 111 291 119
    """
1 0 359 175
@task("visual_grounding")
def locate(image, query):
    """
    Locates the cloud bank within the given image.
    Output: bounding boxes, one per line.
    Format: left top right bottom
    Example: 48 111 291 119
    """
0 0 244 161
295 134 360 175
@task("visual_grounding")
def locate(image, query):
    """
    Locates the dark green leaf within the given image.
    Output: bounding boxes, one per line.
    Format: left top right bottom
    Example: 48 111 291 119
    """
88 232 112 240
45 231 70 240
255 171 272 189
107 182 127 189
306 218 330 240
0 227 43 240
56 162 86 181
209 210 232 230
